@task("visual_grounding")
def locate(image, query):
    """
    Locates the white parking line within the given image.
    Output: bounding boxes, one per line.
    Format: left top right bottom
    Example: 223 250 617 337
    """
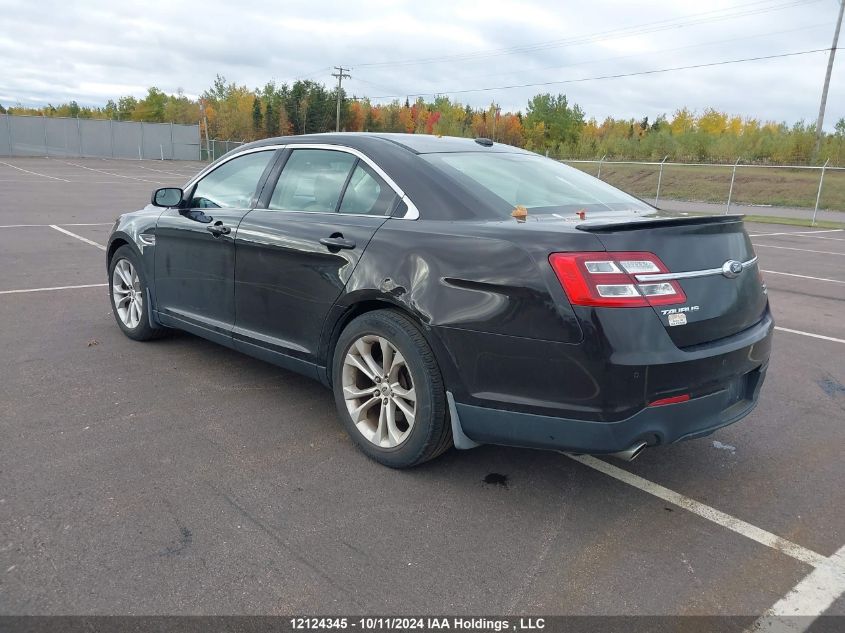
749 229 844 237
0 283 107 295
569 453 845 628
774 326 845 345
49 225 107 251
566 454 827 568
0 223 112 228
761 270 845 284
790 234 845 242
0 160 70 182
62 160 162 184
135 164 193 177
754 244 845 256
750 545 845 632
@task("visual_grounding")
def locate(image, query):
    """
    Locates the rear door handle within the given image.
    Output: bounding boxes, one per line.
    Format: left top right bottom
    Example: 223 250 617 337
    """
206 221 231 237
320 235 356 250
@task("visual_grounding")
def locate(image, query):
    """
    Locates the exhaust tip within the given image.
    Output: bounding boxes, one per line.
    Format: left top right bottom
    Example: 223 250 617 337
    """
610 441 649 462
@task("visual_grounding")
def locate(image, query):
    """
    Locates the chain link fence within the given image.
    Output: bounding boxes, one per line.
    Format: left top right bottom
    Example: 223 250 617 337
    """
0 114 201 160
201 139 247 162
562 158 845 225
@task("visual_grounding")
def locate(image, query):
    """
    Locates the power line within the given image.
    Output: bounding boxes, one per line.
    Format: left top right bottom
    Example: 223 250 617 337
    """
346 22 827 104
351 0 820 69
459 22 828 83
354 0 818 69
361 48 831 100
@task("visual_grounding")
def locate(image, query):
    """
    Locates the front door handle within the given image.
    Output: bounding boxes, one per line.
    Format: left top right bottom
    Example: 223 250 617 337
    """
206 221 231 237
319 235 356 250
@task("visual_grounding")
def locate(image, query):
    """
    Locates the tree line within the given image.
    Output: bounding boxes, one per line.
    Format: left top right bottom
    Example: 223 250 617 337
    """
2 75 843 166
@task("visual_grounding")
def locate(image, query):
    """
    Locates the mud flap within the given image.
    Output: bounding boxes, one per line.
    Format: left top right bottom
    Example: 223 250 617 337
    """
447 391 480 450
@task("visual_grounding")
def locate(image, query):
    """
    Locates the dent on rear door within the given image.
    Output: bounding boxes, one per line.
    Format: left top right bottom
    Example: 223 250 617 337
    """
343 220 581 340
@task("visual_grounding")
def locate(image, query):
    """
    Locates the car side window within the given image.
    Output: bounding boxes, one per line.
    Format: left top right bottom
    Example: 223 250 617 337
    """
190 151 275 209
268 149 356 213
338 163 398 216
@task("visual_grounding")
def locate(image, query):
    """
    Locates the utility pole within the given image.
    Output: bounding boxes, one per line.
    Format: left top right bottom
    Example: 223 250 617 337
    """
814 0 844 160
332 66 351 132
199 100 211 161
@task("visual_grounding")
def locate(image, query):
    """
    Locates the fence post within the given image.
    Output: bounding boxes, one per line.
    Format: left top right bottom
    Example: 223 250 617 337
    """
139 122 144 160
812 159 829 227
597 154 607 180
655 155 669 206
42 114 48 157
6 114 13 156
170 121 174 160
110 118 115 157
77 116 82 157
726 157 741 214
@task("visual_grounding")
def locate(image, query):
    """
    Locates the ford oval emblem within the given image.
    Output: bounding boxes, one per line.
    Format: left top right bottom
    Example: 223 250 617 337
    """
721 260 744 278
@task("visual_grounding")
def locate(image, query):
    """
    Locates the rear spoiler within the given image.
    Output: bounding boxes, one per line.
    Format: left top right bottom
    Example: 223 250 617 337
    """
576 214 745 233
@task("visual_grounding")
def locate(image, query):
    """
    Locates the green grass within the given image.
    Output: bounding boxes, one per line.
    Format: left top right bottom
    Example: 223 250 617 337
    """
567 162 845 211
733 215 843 229
681 211 844 229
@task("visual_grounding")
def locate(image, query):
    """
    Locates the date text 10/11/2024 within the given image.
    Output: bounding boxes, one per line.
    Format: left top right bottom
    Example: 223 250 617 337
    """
290 618 547 631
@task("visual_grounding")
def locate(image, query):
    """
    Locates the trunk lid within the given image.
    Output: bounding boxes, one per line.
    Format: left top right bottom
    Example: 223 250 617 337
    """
578 214 767 347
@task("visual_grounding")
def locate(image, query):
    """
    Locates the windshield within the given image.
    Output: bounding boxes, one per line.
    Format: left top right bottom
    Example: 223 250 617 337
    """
422 152 652 218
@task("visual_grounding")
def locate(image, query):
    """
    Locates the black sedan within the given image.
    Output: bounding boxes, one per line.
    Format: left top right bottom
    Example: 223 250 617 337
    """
106 133 772 468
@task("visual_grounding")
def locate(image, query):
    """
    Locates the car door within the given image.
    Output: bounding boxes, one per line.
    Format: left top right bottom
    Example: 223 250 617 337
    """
154 149 278 345
233 147 397 374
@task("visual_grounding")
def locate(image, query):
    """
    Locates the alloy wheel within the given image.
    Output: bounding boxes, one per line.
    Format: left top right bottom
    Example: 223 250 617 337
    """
112 258 143 329
342 335 416 448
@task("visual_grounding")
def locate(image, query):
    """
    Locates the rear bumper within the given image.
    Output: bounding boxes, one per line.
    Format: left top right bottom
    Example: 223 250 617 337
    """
454 361 767 453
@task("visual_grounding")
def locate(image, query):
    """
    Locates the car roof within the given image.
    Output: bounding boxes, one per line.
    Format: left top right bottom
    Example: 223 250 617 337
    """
246 132 530 155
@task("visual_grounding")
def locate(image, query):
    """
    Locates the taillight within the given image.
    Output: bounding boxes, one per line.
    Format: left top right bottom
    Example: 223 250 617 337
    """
549 251 687 308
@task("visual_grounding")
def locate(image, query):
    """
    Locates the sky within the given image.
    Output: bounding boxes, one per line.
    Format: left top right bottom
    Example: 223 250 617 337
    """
0 0 842 128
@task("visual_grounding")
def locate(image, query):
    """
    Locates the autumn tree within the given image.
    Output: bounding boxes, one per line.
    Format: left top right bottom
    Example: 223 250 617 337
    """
117 96 137 121
252 97 263 137
133 88 168 122
5 75 842 165
524 93 584 155
346 100 365 132
265 101 278 136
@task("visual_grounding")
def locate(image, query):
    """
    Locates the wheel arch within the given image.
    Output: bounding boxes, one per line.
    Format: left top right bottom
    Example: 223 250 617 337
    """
107 233 162 329
106 235 132 266
318 295 459 391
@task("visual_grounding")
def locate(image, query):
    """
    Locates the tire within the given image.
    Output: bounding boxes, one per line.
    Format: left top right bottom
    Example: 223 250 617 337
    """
332 309 452 468
108 245 165 341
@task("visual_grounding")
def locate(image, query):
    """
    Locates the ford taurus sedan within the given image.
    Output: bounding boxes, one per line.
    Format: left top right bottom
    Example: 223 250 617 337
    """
106 133 772 468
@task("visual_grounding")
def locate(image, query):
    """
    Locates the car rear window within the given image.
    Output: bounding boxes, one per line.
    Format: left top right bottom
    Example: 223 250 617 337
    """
421 152 652 217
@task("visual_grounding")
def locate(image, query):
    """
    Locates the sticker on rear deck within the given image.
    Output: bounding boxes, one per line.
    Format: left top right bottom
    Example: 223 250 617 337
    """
668 313 687 327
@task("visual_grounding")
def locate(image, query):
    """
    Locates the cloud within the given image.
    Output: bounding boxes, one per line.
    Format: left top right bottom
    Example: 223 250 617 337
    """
0 0 841 128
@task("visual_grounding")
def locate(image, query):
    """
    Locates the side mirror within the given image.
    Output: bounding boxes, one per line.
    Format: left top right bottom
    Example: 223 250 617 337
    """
151 187 183 208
